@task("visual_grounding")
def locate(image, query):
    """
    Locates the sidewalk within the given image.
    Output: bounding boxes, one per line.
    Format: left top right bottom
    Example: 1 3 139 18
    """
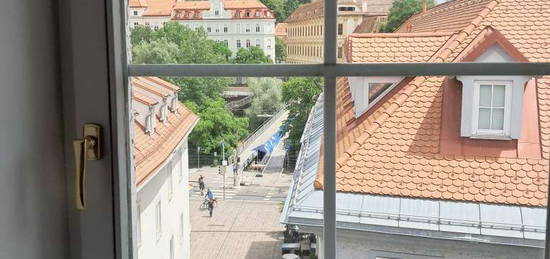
190 200 285 259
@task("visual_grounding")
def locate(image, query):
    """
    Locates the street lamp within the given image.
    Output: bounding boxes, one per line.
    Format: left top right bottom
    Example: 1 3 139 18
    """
197 146 201 170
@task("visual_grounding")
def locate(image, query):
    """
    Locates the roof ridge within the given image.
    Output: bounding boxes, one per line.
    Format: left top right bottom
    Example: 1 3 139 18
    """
430 0 499 62
349 32 454 38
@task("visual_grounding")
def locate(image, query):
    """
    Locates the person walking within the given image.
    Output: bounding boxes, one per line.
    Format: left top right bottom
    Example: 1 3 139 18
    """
205 188 215 217
198 175 205 195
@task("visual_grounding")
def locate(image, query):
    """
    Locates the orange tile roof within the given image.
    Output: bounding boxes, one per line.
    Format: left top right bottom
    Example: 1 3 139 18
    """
316 0 550 207
140 76 180 91
129 0 147 8
133 88 158 106
352 16 383 33
275 23 288 36
396 0 493 33
173 0 210 10
223 0 267 9
132 77 198 186
285 1 324 23
142 0 175 16
346 32 452 63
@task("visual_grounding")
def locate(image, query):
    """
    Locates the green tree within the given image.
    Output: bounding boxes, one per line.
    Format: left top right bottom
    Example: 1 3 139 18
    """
245 78 284 130
260 0 286 22
231 47 273 64
130 25 154 46
275 37 287 63
187 98 249 156
381 0 435 32
281 77 323 150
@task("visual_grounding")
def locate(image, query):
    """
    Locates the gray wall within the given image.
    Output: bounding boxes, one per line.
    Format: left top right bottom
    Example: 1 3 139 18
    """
0 0 68 258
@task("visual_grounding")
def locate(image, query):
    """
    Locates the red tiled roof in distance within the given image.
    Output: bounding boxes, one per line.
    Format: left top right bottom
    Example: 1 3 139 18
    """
396 0 493 33
142 0 176 16
133 88 159 106
275 23 288 36
347 32 453 63
173 1 210 10
130 0 147 8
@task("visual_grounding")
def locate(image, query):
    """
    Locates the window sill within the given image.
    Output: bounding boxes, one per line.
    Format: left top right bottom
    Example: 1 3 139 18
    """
469 135 512 141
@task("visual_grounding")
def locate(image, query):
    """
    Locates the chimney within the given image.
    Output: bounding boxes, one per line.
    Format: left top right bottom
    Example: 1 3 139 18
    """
422 0 427 12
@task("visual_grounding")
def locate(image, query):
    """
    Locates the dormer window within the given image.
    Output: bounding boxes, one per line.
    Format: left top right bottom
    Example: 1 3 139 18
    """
160 104 168 122
215 9 219 16
348 76 402 117
472 81 511 137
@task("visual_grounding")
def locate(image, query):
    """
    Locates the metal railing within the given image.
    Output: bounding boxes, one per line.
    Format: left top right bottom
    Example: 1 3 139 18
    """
237 108 287 156
227 95 254 109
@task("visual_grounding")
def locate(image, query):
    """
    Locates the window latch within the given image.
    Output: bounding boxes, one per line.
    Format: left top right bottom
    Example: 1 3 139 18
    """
73 123 102 211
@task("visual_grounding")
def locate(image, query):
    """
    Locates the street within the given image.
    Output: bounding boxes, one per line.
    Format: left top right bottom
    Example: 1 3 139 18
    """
190 199 285 259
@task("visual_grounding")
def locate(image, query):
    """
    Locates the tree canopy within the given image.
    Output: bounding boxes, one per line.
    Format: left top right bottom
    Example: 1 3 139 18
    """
380 0 435 32
245 78 284 130
231 47 273 64
275 37 287 63
281 77 323 151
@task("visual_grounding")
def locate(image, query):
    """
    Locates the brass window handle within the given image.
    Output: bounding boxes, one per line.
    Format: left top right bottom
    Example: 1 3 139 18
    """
73 124 101 211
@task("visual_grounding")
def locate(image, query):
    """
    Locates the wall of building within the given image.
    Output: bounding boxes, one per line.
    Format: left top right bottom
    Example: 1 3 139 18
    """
176 19 276 58
314 229 544 259
137 139 191 259
0 0 69 258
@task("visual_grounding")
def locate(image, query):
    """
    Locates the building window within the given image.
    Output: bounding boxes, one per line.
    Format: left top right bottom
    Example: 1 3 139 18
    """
224 25 228 32
245 11 250 17
145 22 150 27
337 46 343 58
255 24 260 32
246 40 251 48
236 40 241 48
267 39 271 49
224 40 228 47
215 9 219 16
215 25 220 32
338 23 343 35
133 22 139 26
236 11 240 17
255 11 260 17
265 11 269 17
472 81 512 137
185 11 190 17
155 201 162 240
246 24 250 32
255 39 260 47
133 10 138 16
154 25 159 31
207 27 211 32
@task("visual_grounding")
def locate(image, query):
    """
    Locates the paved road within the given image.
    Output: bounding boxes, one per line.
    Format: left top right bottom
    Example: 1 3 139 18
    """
190 200 285 259
189 165 291 201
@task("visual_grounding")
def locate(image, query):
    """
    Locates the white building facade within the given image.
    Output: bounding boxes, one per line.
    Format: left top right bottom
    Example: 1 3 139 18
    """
129 0 276 59
131 77 198 259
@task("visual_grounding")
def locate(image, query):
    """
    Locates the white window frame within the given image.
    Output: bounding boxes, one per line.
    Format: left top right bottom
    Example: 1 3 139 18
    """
471 80 513 138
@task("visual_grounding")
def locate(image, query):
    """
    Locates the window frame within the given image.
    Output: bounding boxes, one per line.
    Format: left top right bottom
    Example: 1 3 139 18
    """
471 80 513 138
105 0 550 258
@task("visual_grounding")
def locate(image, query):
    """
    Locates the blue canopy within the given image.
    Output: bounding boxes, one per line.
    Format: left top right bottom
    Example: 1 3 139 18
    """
253 126 284 155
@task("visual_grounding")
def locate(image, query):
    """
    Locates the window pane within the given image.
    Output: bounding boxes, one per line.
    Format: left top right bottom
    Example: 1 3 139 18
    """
492 108 505 130
493 84 506 107
368 83 393 103
479 85 492 107
478 108 491 129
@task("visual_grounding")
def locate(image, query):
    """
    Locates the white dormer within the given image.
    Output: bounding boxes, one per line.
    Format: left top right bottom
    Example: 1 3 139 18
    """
146 105 156 134
348 76 403 117
202 0 232 19
457 45 530 140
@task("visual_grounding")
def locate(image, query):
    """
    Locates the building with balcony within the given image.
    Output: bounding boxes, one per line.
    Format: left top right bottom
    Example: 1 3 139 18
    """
131 77 198 259
284 0 394 64
282 0 550 258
